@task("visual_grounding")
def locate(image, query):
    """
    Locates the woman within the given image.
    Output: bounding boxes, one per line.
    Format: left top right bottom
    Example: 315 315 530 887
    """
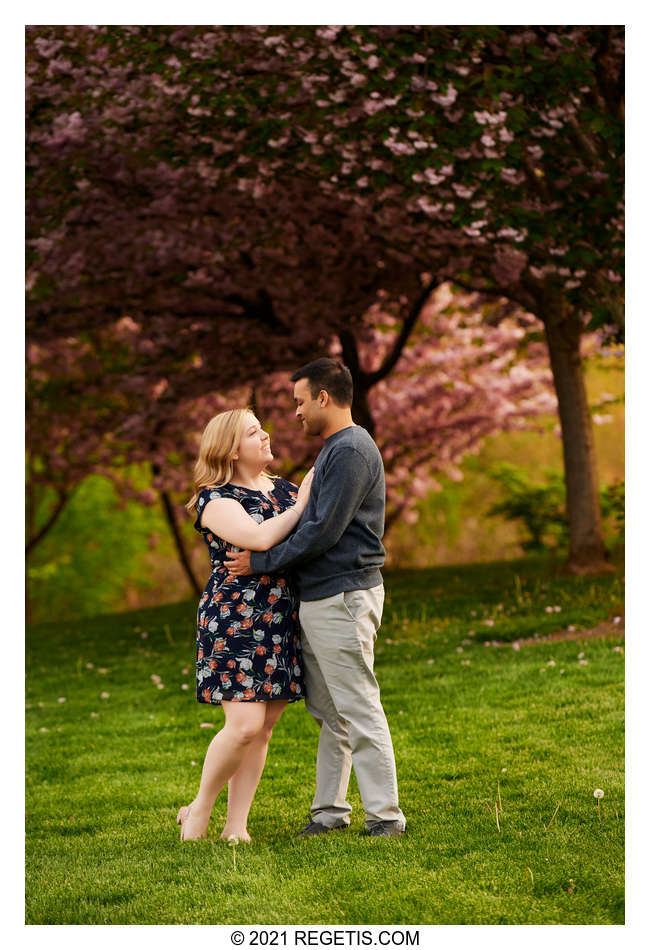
178 408 313 842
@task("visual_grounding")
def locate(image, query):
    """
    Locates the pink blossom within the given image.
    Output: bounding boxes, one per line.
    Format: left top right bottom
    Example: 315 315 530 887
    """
500 168 524 185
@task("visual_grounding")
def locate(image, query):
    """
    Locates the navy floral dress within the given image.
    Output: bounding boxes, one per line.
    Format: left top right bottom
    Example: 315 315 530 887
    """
193 479 305 705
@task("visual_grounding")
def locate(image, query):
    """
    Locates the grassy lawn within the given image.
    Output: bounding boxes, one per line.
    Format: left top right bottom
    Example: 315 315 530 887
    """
25 557 625 925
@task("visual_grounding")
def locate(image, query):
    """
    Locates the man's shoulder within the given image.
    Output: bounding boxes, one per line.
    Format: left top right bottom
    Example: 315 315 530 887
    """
327 427 382 467
340 425 379 450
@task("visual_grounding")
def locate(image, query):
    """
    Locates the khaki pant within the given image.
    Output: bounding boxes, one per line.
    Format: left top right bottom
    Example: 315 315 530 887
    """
298 584 406 831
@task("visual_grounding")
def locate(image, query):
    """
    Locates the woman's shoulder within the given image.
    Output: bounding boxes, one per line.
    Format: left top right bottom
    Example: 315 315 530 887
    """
195 485 236 524
197 485 232 507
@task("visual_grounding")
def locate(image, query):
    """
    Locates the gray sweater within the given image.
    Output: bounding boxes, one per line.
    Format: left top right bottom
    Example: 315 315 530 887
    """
249 425 386 600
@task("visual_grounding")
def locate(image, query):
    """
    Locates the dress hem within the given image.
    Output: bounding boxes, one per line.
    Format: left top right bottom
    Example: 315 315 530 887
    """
197 695 304 706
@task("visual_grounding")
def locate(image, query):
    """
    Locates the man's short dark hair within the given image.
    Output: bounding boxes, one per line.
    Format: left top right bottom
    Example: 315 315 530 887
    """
290 358 353 407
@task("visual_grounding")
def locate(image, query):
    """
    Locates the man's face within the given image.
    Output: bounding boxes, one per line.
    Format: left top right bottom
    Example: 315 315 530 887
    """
293 378 324 436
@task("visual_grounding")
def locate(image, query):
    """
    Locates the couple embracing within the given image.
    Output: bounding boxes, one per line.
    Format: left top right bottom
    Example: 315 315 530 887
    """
178 359 406 842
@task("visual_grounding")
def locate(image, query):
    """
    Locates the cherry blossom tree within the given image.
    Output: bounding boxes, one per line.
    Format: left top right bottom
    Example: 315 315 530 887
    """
26 25 623 572
254 284 557 531
27 276 556 603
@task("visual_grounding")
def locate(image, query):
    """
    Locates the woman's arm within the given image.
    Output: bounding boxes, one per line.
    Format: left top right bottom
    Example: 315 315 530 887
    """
200 472 313 552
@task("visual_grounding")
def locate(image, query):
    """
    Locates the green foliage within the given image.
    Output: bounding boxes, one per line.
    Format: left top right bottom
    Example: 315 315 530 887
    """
25 558 624 924
487 464 624 552
27 475 170 623
603 479 625 535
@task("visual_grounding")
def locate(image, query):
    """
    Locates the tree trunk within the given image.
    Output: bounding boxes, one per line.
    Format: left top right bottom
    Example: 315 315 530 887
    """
158 489 202 597
150 440 202 597
543 310 613 574
351 385 375 437
338 329 375 435
25 489 70 557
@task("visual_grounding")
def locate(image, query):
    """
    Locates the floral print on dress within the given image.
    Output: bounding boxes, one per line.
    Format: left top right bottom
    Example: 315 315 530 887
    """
193 479 304 705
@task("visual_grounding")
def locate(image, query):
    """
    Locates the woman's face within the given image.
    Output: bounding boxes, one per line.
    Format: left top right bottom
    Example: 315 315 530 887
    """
235 414 273 469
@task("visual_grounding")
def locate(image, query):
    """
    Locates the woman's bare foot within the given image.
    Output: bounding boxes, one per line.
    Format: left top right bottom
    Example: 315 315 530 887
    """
220 827 251 844
176 804 209 841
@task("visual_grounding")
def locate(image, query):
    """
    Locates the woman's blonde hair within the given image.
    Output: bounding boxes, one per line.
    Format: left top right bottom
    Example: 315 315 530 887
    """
186 408 256 514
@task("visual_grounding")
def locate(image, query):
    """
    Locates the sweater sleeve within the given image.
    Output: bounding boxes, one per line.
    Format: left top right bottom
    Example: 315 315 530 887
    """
250 446 373 574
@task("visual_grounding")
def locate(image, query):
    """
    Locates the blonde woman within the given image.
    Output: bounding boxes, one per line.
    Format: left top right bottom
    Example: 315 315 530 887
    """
178 408 313 842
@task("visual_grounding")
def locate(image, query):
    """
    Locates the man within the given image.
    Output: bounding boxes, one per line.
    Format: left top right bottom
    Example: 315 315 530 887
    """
225 358 406 838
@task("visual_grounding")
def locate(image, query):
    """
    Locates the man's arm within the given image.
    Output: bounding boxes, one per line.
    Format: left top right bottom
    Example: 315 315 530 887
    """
247 447 375 575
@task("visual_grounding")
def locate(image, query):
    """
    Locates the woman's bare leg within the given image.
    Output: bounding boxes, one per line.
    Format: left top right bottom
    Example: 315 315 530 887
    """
181 701 267 840
220 700 288 841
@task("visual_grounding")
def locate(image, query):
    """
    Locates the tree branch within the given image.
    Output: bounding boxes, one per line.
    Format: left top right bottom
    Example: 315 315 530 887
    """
363 278 441 388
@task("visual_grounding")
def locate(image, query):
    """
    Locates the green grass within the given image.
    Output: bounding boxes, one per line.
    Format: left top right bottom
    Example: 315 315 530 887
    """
25 556 625 924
